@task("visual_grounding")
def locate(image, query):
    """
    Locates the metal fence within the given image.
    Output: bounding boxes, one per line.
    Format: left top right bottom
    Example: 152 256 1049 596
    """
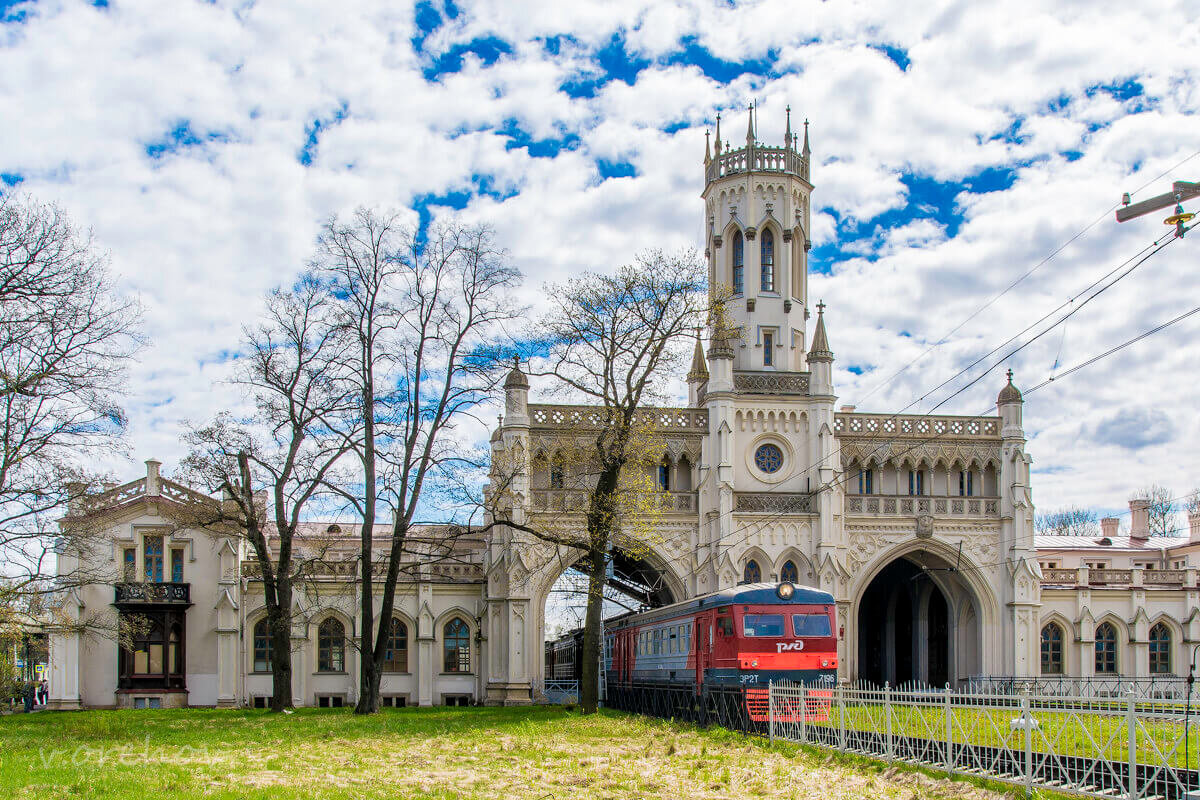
969 675 1194 700
768 681 1200 800
542 680 581 704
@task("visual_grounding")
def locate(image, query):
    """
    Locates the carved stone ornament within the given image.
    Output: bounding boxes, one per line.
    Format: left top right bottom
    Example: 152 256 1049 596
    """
915 514 934 538
733 371 810 395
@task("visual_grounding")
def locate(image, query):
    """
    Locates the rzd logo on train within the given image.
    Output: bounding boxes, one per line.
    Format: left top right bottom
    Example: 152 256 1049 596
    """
775 641 805 653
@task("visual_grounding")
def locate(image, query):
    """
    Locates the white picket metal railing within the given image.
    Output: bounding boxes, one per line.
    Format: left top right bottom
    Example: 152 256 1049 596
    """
767 681 1200 800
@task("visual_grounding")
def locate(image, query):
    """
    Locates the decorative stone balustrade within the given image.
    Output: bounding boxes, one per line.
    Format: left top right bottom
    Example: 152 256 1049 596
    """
77 477 215 514
734 492 812 514
706 144 810 183
240 560 483 581
732 370 810 395
845 494 1000 518
530 489 696 514
527 405 707 433
834 412 1001 440
1039 567 1193 588
114 582 190 604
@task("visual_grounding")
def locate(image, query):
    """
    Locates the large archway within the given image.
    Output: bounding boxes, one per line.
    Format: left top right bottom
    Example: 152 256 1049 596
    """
532 544 685 697
854 549 984 689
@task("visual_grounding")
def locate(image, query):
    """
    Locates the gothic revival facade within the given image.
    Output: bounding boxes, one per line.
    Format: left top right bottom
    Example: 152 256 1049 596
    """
47 110 1200 709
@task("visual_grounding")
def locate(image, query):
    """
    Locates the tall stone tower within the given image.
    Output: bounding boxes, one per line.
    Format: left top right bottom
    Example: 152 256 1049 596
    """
702 103 814 372
692 103 837 598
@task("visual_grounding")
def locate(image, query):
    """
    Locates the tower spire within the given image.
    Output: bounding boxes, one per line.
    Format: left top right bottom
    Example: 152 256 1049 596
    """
714 113 722 155
785 104 792 149
802 118 811 156
704 129 711 165
746 102 755 144
808 300 833 361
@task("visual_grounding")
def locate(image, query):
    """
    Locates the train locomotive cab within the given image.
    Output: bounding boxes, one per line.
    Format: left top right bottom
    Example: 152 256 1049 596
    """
701 582 837 689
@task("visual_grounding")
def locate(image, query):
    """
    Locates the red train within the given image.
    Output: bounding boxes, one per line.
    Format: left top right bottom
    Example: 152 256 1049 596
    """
603 581 838 720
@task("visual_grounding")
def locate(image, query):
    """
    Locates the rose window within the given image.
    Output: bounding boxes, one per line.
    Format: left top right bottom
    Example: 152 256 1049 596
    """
754 443 783 474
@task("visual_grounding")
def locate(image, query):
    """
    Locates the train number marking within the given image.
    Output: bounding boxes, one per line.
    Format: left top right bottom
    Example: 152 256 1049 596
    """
739 674 759 684
776 641 805 653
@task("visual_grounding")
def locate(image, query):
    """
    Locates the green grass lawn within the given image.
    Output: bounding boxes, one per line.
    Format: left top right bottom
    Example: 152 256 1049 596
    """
0 705 1042 800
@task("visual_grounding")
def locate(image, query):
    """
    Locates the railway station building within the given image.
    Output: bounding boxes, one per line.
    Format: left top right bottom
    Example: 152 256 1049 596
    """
46 109 1200 709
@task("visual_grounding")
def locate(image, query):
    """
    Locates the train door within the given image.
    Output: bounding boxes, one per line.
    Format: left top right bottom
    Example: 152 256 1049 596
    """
693 612 713 693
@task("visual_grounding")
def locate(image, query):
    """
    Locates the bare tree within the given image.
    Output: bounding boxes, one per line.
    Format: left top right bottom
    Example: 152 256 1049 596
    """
1131 484 1179 536
497 249 709 714
311 210 522 713
1185 489 1200 517
180 279 352 711
0 195 141 598
1035 505 1099 537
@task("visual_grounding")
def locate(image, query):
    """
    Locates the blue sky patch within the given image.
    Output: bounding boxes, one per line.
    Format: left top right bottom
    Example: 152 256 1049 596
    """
297 102 349 166
144 121 229 160
867 43 910 72
498 118 580 158
596 159 637 181
1 172 22 187
663 37 777 82
424 35 512 81
560 32 651 98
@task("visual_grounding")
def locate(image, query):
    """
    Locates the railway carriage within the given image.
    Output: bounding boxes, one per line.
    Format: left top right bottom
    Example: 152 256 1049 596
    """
546 582 838 721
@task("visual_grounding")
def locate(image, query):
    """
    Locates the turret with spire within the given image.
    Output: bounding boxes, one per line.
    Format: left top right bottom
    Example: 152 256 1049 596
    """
702 101 816 372
686 329 710 406
807 301 834 395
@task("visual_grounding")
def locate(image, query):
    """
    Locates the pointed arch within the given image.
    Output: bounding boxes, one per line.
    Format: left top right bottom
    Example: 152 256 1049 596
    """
1094 620 1120 674
1039 620 1066 675
731 229 745 295
1149 620 1173 674
760 227 775 292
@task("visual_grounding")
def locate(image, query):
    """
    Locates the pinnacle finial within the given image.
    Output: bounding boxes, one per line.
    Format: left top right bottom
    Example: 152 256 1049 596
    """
1006 368 1014 384
714 112 722 155
802 118 811 155
816 299 826 315
785 104 792 147
746 102 755 144
704 129 711 164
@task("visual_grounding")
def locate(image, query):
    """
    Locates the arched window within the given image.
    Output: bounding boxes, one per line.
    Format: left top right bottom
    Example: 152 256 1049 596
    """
253 618 272 673
780 560 799 583
1040 623 1063 674
383 617 408 672
743 560 762 584
1095 622 1118 674
549 454 564 489
444 617 471 673
732 231 744 294
1149 623 1171 674
657 457 671 491
317 617 345 672
760 229 774 292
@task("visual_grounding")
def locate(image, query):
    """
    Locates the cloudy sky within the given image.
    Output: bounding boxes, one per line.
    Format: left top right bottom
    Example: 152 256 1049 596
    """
1 0 1198 521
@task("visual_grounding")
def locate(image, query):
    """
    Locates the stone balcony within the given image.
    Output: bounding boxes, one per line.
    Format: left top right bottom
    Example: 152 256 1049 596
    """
846 494 1000 518
1040 567 1196 589
531 489 697 514
705 142 810 184
114 582 190 605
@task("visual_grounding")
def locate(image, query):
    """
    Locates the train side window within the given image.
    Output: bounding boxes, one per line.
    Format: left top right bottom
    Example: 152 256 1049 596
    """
716 616 734 637
669 626 677 654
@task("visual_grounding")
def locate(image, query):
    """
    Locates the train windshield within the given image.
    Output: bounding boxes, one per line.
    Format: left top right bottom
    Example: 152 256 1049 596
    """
792 613 832 637
742 614 785 637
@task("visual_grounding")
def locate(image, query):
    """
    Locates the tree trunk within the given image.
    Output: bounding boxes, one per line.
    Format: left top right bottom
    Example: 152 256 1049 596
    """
267 591 293 711
579 545 607 714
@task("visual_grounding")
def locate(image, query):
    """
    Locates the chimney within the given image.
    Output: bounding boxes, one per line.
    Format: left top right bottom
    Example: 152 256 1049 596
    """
840 405 856 413
1189 512 1200 544
1100 517 1119 539
1129 498 1151 539
145 458 162 497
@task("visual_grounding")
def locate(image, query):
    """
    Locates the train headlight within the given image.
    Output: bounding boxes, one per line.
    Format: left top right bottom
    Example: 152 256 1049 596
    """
776 581 795 600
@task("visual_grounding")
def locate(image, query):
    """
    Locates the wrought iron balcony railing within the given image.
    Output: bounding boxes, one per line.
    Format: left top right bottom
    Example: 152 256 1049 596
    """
114 582 190 604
